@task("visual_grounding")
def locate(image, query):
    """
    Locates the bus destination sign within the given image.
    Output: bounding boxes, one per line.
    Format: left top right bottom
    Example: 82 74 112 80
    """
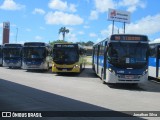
111 35 148 41
55 44 75 48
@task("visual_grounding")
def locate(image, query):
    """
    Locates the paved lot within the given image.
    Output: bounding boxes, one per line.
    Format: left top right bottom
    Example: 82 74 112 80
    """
0 66 160 119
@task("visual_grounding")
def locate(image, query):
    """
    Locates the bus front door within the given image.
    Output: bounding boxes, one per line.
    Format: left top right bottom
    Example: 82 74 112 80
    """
157 46 160 79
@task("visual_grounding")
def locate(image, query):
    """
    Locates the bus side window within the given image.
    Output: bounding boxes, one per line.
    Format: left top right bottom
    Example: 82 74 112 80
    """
149 45 156 57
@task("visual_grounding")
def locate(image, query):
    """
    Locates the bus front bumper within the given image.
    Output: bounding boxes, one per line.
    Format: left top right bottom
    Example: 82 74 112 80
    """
105 70 148 83
52 64 80 73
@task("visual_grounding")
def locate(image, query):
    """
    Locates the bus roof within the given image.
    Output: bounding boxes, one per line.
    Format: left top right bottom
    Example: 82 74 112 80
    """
24 42 48 47
3 43 23 47
54 43 85 49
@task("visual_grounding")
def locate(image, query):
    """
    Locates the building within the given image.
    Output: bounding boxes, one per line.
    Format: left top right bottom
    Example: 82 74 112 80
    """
2 22 10 44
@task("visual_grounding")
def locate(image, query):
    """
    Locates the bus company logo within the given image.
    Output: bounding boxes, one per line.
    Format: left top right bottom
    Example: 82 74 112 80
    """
110 10 116 17
2 112 11 117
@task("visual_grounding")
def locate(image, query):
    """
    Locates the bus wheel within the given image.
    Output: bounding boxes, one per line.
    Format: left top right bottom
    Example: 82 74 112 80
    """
101 70 105 84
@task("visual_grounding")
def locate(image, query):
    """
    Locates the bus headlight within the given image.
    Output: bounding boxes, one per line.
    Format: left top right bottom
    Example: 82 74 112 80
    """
53 64 56 68
73 65 79 68
143 69 148 75
109 68 115 74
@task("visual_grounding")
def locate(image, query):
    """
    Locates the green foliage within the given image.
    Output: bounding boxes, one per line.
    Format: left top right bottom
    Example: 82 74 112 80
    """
49 40 72 46
76 41 94 46
49 40 94 46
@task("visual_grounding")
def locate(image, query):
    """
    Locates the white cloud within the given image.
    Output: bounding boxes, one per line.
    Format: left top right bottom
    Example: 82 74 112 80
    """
69 4 77 12
45 11 83 25
90 0 146 20
67 33 78 42
151 38 160 43
49 0 67 11
126 14 160 35
89 33 97 37
32 8 45 15
89 10 99 20
100 24 120 39
95 0 116 13
118 0 146 13
48 0 77 12
78 31 84 35
89 0 116 21
35 36 43 40
0 0 25 10
99 13 160 40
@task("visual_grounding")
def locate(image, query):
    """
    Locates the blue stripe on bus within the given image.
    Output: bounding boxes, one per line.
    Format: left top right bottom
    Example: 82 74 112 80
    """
108 63 146 75
93 55 146 75
149 57 156 67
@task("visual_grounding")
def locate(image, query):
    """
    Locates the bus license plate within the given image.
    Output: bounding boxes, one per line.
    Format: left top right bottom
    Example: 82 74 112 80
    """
30 65 37 68
62 69 67 71
125 75 134 79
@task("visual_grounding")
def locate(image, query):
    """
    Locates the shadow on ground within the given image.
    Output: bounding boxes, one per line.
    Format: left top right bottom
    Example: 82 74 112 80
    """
0 78 147 120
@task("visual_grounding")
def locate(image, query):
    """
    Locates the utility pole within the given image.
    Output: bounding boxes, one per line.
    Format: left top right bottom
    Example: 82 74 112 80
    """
15 28 18 43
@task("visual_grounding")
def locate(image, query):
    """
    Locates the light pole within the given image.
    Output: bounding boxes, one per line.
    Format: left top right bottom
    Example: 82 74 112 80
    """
15 28 18 43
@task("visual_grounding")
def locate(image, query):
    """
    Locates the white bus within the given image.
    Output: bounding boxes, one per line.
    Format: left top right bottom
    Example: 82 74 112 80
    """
149 42 160 80
2 43 23 68
93 34 149 85
22 42 52 71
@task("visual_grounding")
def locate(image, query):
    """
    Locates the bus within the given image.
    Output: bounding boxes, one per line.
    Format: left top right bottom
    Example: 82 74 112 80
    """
148 41 160 80
92 34 149 84
22 42 52 70
52 43 86 73
0 45 2 66
2 43 23 68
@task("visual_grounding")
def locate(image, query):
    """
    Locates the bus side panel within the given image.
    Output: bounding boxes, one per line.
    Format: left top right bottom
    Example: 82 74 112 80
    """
96 45 100 74
149 57 156 78
98 55 104 77
158 59 160 78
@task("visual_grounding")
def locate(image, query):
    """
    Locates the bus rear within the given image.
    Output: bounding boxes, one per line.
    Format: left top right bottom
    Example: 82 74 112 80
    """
52 43 85 73
3 44 22 68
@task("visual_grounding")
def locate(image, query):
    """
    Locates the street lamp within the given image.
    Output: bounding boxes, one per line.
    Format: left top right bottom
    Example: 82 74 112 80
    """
15 28 18 43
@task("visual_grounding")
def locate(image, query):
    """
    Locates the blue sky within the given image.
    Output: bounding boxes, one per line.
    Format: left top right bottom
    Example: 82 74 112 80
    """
0 0 160 44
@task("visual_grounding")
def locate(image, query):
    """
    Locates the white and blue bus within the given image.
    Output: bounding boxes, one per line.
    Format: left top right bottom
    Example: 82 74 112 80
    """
92 34 149 84
148 42 160 80
22 42 52 70
3 43 23 68
0 45 2 66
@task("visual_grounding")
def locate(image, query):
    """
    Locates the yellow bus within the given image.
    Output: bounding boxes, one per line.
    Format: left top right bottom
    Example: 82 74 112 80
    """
52 43 86 73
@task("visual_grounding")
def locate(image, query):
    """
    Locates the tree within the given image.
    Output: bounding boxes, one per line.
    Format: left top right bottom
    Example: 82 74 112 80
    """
76 41 94 46
49 40 70 46
86 41 94 46
59 27 69 41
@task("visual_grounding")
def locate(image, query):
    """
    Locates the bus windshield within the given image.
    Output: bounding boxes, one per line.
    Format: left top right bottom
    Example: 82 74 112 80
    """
108 42 148 68
3 48 21 58
53 48 79 64
23 47 46 59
